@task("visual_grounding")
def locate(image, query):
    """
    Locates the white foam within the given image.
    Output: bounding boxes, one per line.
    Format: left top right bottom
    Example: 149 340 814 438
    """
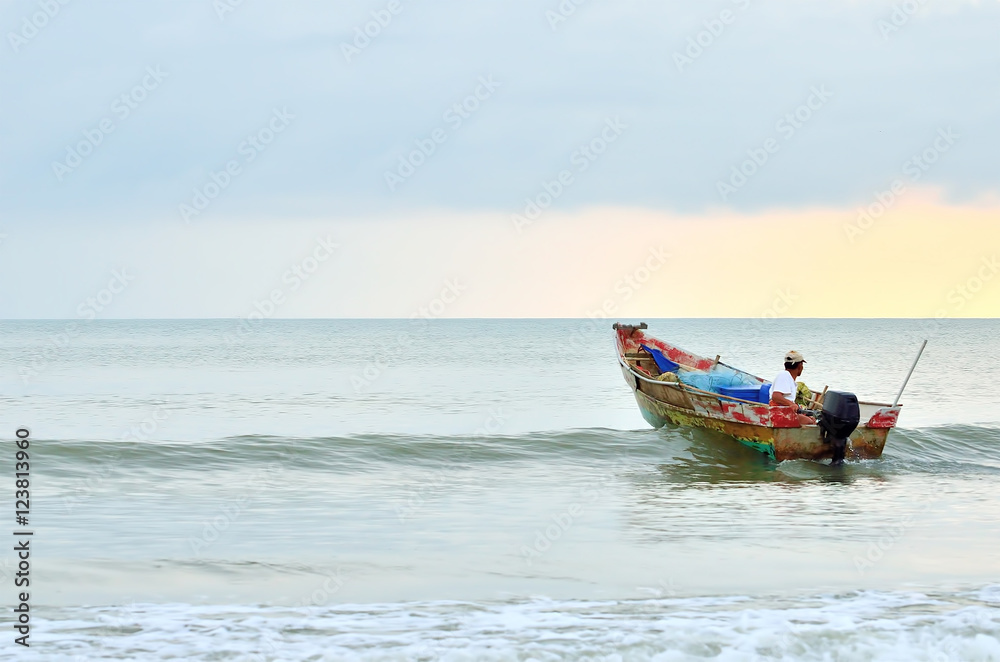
24 587 1000 661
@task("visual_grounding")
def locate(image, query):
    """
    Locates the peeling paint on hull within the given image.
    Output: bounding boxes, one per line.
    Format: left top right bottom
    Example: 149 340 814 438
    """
633 388 889 462
615 323 897 463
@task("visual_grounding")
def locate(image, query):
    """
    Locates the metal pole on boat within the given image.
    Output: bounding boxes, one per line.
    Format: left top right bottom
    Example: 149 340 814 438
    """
892 339 927 407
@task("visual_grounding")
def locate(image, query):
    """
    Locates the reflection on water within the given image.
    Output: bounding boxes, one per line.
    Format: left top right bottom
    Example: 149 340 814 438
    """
647 424 884 485
654 424 779 483
620 425 914 548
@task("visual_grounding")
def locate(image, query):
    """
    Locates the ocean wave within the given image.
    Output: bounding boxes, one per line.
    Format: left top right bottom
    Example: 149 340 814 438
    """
20 429 667 475
15 423 1000 476
882 424 1000 471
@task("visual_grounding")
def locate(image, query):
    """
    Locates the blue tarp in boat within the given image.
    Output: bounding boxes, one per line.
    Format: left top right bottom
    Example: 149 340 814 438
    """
678 365 760 393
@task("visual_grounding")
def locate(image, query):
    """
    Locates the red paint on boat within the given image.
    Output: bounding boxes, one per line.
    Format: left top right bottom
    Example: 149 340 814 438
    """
867 407 901 428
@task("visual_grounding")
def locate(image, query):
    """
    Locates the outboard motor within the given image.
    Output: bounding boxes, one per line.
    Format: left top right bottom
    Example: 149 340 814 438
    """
818 391 860 466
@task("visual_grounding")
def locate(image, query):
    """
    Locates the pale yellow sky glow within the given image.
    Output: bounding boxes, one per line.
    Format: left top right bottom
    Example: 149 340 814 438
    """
369 194 999 319
186 193 998 320
5 193 997 320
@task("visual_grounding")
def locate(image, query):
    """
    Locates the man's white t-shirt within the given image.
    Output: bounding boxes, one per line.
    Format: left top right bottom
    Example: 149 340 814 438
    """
771 370 796 402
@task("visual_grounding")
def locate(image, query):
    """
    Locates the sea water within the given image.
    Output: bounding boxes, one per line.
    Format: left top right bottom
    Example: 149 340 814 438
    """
1 319 998 660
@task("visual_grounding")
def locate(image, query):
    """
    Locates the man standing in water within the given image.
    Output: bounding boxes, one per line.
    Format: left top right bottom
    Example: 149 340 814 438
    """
770 350 816 425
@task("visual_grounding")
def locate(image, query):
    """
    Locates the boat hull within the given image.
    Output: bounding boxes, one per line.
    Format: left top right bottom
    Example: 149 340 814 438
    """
632 387 889 461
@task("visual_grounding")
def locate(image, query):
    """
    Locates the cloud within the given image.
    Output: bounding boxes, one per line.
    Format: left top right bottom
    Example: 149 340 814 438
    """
1 0 998 226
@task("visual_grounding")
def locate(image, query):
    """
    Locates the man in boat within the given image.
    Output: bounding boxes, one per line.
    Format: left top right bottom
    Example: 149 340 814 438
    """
770 351 816 425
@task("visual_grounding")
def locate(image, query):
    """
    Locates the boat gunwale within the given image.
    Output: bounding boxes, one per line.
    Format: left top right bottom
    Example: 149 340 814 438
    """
616 348 898 421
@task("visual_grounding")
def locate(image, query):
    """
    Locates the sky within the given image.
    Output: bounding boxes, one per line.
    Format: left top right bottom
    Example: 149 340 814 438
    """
1 0 998 318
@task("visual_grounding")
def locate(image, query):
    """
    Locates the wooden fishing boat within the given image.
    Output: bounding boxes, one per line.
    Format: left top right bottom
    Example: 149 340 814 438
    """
614 323 904 462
